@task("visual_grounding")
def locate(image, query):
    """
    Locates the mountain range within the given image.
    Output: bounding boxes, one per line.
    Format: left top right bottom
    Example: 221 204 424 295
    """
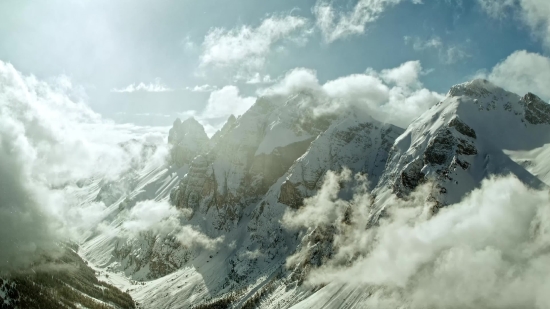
3 79 550 309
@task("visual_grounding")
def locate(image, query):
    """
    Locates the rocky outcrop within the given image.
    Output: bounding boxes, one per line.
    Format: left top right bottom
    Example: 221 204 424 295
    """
278 180 303 209
276 112 404 209
168 117 209 167
81 78 550 308
170 94 335 228
522 92 550 125
449 117 477 139
448 78 494 98
114 233 189 280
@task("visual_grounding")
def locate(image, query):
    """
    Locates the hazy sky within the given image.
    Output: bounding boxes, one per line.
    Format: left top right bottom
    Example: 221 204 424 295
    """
1 0 549 132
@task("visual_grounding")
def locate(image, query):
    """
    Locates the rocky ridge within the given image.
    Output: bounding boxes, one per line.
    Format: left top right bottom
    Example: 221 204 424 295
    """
76 79 550 309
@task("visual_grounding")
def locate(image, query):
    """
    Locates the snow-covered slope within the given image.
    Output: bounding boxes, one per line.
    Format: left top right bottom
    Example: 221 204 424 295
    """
76 79 550 309
375 79 549 214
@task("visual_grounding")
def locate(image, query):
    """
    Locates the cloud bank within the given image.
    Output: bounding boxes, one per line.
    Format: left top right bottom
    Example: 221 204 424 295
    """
0 60 168 270
122 199 223 250
284 169 550 308
481 50 550 101
260 60 442 128
200 15 310 70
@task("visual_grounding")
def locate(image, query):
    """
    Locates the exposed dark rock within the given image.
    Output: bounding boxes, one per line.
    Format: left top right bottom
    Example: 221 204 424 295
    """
249 138 315 196
449 117 477 139
424 129 455 165
456 158 471 170
168 117 210 166
448 79 493 98
400 158 425 192
278 180 303 209
522 92 550 125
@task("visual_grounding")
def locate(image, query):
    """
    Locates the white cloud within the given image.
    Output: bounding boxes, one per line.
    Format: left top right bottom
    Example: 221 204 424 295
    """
123 200 181 233
259 68 321 97
243 73 277 85
180 85 257 137
122 199 223 250
443 45 471 64
111 78 173 93
185 84 218 92
478 0 550 47
0 60 170 270
379 60 423 87
284 168 550 308
481 50 550 101
203 86 256 119
261 61 442 128
182 35 197 52
404 35 443 51
200 15 310 69
405 36 471 64
314 0 421 43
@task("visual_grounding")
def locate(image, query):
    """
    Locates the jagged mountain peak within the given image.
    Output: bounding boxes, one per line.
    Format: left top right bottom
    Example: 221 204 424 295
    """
448 78 507 98
179 116 203 129
168 117 209 166
226 114 237 123
169 117 207 142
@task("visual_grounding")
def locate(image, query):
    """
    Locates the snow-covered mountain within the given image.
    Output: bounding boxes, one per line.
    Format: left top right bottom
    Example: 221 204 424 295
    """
7 79 548 309
375 79 550 214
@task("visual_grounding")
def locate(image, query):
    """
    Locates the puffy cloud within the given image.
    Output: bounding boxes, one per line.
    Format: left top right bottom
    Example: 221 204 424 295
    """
482 50 550 101
283 169 354 230
379 60 422 87
180 85 257 136
314 0 421 43
260 68 322 97
243 73 277 85
122 200 181 233
478 0 550 47
284 168 550 308
111 78 173 93
260 61 442 128
0 60 169 270
122 199 223 250
472 50 549 100
203 86 256 119
185 84 218 92
200 15 310 69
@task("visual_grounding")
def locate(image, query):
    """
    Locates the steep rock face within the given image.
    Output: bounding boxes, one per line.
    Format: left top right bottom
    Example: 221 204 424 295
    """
210 114 237 147
276 109 404 209
168 117 209 167
522 92 550 125
81 79 550 309
240 109 404 286
170 94 334 229
113 232 190 280
376 79 550 214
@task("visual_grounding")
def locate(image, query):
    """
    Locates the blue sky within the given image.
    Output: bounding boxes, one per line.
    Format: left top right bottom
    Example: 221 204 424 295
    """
1 0 549 133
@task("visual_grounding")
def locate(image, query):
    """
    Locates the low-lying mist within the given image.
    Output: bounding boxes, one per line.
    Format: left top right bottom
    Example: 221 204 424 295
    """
0 61 216 271
284 169 550 308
